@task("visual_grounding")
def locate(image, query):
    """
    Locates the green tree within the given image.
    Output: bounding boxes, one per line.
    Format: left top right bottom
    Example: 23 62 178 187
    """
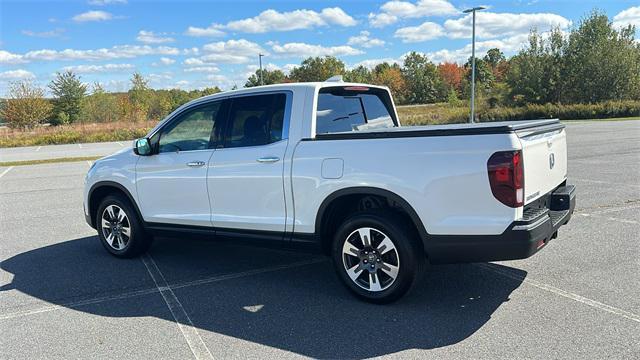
128 72 151 122
401 52 446 104
344 65 373 83
372 64 408 104
562 11 640 102
81 83 119 123
288 56 346 82
483 48 506 69
1 80 52 129
245 69 286 87
48 70 87 125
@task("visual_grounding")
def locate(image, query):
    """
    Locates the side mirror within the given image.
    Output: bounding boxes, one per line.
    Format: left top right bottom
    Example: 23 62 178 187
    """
133 138 152 156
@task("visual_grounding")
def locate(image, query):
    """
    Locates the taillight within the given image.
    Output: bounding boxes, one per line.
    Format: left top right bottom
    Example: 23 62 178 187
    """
487 150 524 208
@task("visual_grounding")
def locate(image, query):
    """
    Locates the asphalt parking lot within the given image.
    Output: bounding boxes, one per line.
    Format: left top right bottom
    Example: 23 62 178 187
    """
1 120 639 359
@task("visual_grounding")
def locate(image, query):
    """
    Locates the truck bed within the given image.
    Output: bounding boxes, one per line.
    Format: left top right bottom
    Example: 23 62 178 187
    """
311 119 563 140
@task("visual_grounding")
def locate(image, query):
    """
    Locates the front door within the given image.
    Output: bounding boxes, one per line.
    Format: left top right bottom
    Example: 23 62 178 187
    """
208 92 290 233
136 100 225 226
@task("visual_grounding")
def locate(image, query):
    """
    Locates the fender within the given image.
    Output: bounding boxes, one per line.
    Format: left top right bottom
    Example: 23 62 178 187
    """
314 187 429 249
88 181 144 229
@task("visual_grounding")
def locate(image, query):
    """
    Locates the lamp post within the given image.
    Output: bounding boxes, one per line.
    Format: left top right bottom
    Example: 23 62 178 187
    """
463 6 485 123
258 53 264 86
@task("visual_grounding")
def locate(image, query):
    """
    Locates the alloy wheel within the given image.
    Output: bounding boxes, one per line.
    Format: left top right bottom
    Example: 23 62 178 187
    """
341 227 400 292
101 205 131 251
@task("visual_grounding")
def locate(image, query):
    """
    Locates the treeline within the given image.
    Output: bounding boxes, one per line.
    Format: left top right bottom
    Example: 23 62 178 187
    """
248 11 639 108
1 11 638 130
1 72 222 129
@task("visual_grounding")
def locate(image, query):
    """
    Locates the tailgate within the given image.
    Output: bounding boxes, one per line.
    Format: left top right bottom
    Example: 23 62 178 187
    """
517 122 567 204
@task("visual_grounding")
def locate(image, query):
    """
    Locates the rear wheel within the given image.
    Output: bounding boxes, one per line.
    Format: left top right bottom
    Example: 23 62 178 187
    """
97 195 152 258
332 211 425 303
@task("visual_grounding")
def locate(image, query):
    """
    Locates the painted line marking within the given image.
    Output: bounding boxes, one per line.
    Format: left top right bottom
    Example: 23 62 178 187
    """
116 141 124 147
0 258 325 321
580 213 639 225
77 143 82 149
86 160 92 167
0 166 14 179
572 178 640 188
141 254 213 360
35 146 41 152
476 263 640 323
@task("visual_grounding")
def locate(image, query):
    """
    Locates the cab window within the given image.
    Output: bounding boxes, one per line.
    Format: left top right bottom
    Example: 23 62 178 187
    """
224 93 286 148
158 101 223 153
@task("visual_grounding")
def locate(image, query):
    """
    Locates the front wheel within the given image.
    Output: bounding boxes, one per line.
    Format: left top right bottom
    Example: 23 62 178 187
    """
97 195 152 258
332 211 425 303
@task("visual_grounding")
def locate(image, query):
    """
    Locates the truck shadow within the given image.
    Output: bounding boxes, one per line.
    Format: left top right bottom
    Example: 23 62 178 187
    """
1 235 526 358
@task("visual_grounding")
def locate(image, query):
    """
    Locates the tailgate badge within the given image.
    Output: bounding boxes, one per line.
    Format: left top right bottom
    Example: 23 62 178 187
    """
549 153 555 169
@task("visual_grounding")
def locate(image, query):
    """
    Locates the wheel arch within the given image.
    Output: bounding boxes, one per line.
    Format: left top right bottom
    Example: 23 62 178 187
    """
88 181 143 229
314 187 429 255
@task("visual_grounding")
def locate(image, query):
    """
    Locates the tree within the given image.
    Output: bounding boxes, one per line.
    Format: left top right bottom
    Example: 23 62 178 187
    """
288 56 346 82
1 80 52 129
81 83 119 123
344 65 373 83
48 70 87 125
245 69 286 87
372 64 408 104
437 62 466 94
128 72 151 122
401 52 446 104
562 11 640 102
483 48 509 82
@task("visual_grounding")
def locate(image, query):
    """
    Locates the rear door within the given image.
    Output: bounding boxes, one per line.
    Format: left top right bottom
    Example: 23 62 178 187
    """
207 92 290 234
517 124 568 204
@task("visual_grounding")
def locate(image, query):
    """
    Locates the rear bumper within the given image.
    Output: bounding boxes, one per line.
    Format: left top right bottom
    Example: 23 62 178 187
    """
427 185 576 264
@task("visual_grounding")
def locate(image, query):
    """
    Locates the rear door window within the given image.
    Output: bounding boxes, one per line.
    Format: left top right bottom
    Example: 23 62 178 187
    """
316 87 397 134
224 93 286 148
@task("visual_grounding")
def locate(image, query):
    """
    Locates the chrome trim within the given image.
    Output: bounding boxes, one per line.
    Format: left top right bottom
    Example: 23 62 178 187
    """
256 156 280 163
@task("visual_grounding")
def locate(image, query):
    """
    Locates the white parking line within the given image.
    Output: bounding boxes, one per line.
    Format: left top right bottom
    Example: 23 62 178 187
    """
86 160 92 167
35 146 41 152
116 142 124 146
141 254 213 360
0 166 14 179
476 263 640 323
78 143 82 149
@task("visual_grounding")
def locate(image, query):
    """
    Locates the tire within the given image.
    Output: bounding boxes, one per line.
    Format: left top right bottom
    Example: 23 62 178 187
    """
331 211 425 304
96 194 153 258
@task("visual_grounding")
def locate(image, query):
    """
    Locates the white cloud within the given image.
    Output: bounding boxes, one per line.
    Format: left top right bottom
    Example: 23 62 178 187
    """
184 66 220 73
136 30 174 44
394 22 444 42
21 28 65 38
194 39 266 64
347 31 385 48
349 58 400 70
0 45 180 64
62 63 134 73
72 10 113 22
189 7 356 35
444 12 571 39
0 50 28 64
270 42 363 58
88 0 127 5
184 25 225 37
0 69 36 80
425 33 532 64
159 57 175 65
613 6 640 29
369 0 458 27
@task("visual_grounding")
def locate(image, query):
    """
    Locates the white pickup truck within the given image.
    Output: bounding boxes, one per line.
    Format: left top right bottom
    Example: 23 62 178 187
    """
84 80 576 303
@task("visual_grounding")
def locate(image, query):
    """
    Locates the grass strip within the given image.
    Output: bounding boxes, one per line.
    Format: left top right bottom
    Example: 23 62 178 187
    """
0 156 103 167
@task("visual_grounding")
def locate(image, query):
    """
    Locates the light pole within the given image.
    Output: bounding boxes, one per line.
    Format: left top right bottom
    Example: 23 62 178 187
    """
463 6 485 123
258 53 264 86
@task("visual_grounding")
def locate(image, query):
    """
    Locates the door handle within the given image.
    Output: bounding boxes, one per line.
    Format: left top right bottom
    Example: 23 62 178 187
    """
256 156 280 163
186 161 206 167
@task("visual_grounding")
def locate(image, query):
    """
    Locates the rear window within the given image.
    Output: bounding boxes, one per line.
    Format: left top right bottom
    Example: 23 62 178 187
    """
315 86 397 134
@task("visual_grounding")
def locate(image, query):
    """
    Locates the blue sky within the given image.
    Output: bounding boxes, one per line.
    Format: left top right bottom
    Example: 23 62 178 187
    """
1 0 638 94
